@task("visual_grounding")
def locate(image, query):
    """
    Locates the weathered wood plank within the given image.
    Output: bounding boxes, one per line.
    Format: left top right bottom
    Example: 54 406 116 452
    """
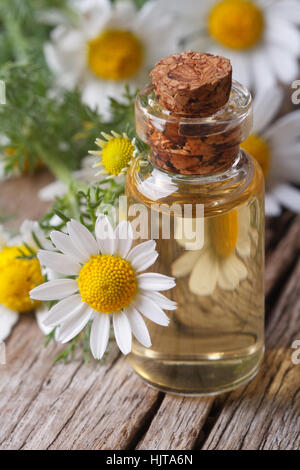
47 356 161 450
136 395 213 450
1 175 299 450
0 317 120 450
0 318 162 450
0 170 53 227
202 259 300 450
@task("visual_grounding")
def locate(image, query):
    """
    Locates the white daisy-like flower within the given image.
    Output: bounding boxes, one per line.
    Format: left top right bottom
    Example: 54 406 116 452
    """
241 86 300 216
0 226 18 342
162 0 300 94
89 131 136 178
44 0 178 118
0 221 49 342
30 216 176 358
172 208 252 296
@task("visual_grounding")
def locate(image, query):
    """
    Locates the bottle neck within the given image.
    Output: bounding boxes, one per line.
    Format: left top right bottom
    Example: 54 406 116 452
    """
135 82 252 177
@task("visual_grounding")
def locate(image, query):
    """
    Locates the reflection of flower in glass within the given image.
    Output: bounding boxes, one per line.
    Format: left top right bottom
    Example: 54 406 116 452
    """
172 209 251 296
241 86 300 216
31 216 176 359
163 0 300 94
44 0 178 117
138 169 178 201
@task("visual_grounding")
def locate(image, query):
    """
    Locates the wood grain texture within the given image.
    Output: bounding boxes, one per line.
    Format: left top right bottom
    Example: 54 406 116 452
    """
136 395 214 450
0 174 299 450
0 170 53 227
202 259 300 450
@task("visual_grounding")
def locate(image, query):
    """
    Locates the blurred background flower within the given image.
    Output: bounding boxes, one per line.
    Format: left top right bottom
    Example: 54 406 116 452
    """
162 0 300 93
0 0 299 220
44 0 178 118
242 86 300 215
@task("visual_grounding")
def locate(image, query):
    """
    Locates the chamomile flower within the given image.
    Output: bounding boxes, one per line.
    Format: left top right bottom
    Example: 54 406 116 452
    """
30 216 176 359
163 0 300 93
89 131 136 177
241 86 300 216
0 222 48 342
172 208 252 296
44 0 178 118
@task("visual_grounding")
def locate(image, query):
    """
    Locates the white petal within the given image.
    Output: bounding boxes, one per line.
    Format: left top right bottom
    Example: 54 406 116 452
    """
114 220 133 258
272 147 300 184
272 184 300 213
218 263 237 290
67 219 98 260
219 255 248 289
140 290 177 311
20 220 53 251
95 214 116 255
252 86 284 134
189 249 218 296
56 305 93 343
0 306 18 342
265 193 282 217
131 249 158 273
81 79 114 120
39 180 67 202
268 45 299 84
35 305 54 336
266 15 300 56
42 294 83 327
229 52 252 90
30 279 78 301
251 49 276 95
50 230 86 263
126 240 156 265
125 306 151 348
264 110 300 145
137 273 176 291
171 250 201 278
113 311 132 355
90 314 110 360
270 0 300 24
37 250 80 275
133 294 170 326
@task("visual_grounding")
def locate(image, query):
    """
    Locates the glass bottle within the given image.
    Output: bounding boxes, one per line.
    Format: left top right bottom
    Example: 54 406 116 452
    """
125 77 265 396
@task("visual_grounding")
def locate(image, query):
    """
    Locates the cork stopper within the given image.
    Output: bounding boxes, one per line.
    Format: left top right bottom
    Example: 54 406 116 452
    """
135 52 252 176
150 51 232 116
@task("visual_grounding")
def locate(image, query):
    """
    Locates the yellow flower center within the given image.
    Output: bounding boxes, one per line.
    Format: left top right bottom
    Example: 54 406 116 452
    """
210 210 239 257
101 136 135 175
77 254 137 314
87 29 143 81
241 133 271 178
209 0 264 50
0 246 43 312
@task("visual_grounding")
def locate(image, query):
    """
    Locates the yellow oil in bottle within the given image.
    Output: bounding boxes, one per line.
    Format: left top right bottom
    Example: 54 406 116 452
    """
126 151 265 395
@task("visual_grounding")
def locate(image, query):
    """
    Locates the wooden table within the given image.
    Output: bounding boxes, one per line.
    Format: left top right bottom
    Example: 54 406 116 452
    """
0 171 299 450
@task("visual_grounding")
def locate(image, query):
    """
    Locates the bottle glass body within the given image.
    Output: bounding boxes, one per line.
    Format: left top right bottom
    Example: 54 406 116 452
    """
125 83 265 395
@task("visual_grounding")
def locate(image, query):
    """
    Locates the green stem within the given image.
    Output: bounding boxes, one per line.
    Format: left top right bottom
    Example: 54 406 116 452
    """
4 11 28 61
35 144 88 192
